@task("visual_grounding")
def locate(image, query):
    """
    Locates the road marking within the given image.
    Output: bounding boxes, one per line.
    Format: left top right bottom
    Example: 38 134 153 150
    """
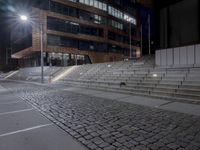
0 123 53 138
0 101 24 105
0 108 34 116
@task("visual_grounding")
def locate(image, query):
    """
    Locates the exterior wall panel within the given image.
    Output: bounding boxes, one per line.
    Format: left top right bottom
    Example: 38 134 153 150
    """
161 50 167 66
180 46 187 65
195 44 200 64
156 50 161 65
187 45 195 65
174 48 180 65
167 48 173 65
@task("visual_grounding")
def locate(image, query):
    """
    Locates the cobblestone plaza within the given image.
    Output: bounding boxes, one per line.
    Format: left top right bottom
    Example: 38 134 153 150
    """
1 80 200 150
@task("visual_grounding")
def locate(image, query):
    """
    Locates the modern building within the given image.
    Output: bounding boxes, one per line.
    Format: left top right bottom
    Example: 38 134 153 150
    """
11 0 141 67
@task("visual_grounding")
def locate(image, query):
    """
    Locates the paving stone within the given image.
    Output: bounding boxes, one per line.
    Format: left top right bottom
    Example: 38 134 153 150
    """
92 137 104 145
87 143 98 149
167 143 180 149
135 145 150 150
112 142 122 147
99 142 110 148
2 81 200 150
103 145 116 150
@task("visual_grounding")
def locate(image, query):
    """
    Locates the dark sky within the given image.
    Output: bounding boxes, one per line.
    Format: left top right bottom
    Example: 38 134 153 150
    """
0 0 29 48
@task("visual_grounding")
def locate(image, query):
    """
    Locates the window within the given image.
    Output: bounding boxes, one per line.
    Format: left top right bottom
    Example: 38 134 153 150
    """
50 1 78 17
48 34 61 45
108 6 136 25
79 0 107 11
85 0 90 5
102 3 107 11
78 40 107 52
108 44 123 53
49 1 108 25
79 10 106 24
89 0 94 6
48 34 78 48
98 1 103 10
47 17 103 37
108 19 123 30
94 0 98 8
69 0 77 2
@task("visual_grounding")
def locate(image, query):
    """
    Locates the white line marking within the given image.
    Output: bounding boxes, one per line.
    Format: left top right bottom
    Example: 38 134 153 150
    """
4 71 19 79
0 101 24 105
0 123 53 138
0 108 34 116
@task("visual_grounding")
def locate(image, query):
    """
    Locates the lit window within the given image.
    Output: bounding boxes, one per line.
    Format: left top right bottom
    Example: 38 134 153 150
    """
94 0 98 8
85 0 89 5
89 0 94 6
98 1 103 10
102 3 107 11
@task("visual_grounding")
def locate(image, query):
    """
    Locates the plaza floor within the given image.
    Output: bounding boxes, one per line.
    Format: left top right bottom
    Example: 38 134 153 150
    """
0 80 200 150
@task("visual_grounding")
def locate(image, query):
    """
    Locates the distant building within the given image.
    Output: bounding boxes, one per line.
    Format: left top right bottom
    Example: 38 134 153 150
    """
157 0 200 49
11 0 141 67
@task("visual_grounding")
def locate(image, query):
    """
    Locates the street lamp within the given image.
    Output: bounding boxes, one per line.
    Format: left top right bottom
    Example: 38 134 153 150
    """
19 15 44 83
20 15 28 21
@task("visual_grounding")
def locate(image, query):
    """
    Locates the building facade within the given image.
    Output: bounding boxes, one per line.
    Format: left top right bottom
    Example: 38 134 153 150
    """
11 0 141 67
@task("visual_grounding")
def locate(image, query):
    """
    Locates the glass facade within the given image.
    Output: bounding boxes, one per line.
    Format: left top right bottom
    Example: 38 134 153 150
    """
50 1 78 17
108 31 139 46
47 34 107 52
49 1 107 25
79 10 107 24
47 17 103 37
79 0 107 11
47 34 137 57
48 52 91 66
20 51 91 67
46 1 139 56
49 1 136 26
64 0 136 25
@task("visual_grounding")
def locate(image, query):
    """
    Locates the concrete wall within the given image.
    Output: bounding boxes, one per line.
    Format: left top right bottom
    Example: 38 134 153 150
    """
156 44 200 67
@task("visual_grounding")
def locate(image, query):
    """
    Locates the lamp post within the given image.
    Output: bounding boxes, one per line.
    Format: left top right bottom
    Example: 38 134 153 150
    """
129 22 132 59
148 14 151 55
20 15 44 83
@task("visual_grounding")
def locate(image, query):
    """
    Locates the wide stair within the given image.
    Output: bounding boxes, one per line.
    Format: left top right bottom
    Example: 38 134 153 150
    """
57 61 200 103
6 67 63 83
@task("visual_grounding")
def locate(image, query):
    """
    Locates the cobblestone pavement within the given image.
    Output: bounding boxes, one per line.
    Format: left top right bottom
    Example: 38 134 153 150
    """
1 81 200 150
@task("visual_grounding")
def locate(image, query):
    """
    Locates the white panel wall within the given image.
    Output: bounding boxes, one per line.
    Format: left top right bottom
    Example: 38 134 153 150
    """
156 50 161 65
195 44 200 64
174 48 180 65
167 49 173 65
187 45 195 64
180 47 187 65
161 50 167 66
156 44 200 67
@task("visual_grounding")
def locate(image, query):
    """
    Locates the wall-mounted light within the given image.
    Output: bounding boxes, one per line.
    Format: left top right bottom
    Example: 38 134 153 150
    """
153 74 158 77
108 64 111 68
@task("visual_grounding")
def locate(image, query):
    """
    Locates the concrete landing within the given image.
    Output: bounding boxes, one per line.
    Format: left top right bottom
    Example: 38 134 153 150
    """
0 85 87 150
64 87 200 116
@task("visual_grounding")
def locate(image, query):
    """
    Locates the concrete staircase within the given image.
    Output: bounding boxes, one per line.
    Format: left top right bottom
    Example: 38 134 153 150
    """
2 55 200 103
57 61 200 103
6 67 63 83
